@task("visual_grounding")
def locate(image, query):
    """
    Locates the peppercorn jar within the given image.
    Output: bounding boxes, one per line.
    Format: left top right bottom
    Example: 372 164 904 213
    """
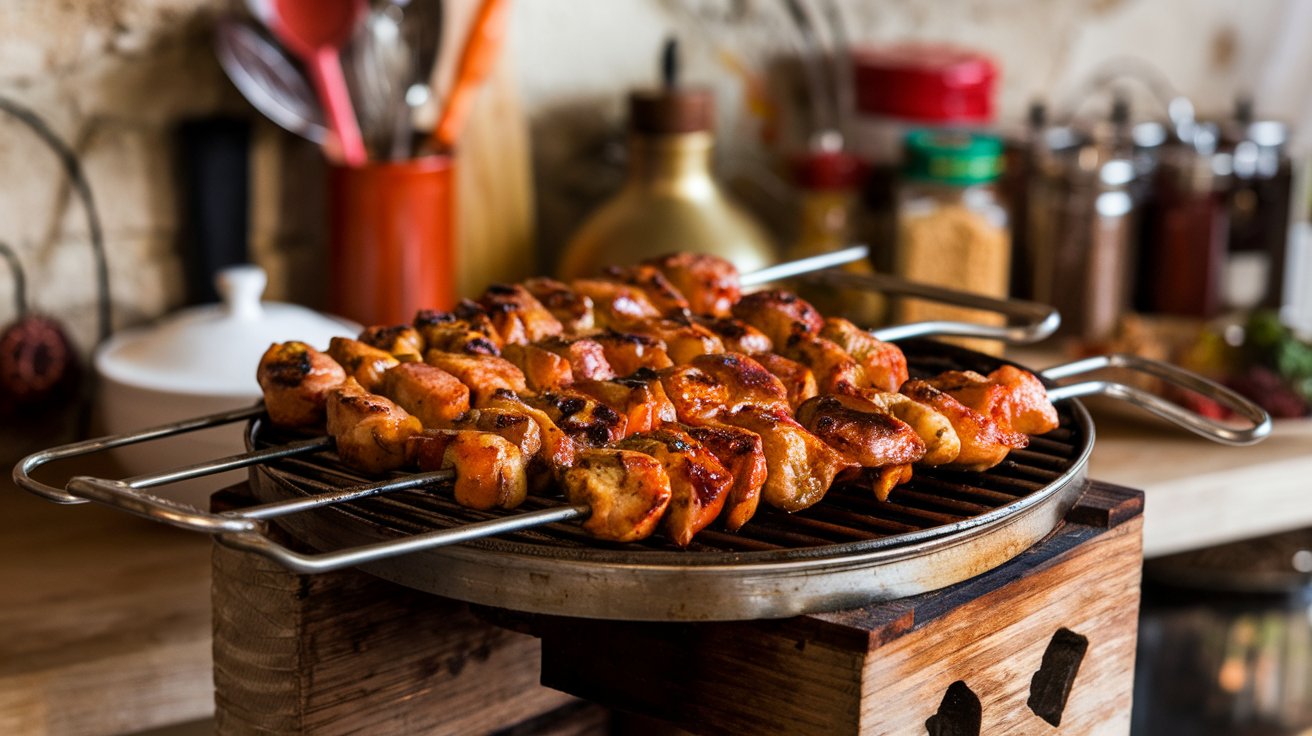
893 130 1010 355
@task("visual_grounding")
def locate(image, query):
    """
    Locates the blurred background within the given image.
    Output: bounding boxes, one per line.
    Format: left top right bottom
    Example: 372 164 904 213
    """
3 1 1312 734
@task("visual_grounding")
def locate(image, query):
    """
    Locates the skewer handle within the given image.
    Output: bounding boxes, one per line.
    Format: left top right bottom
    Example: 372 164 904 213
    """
1043 353 1272 446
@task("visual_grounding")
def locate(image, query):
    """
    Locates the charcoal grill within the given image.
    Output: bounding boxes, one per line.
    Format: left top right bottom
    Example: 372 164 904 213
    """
13 252 1270 621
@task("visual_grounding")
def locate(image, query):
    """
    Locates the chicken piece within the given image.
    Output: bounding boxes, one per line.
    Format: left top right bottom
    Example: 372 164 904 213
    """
846 388 960 466
924 365 1059 436
842 464 915 502
630 317 725 364
794 394 925 468
327 378 422 473
484 390 578 469
900 380 1028 471
570 279 662 329
779 334 867 394
731 289 824 345
602 264 691 314
257 341 347 427
357 324 425 362
618 427 732 547
658 365 728 426
689 353 791 411
561 449 671 543
684 424 766 532
643 252 741 317
454 407 543 460
752 352 819 409
819 318 909 393
523 277 595 333
716 405 854 513
695 316 773 354
377 362 471 427
536 336 616 381
413 308 501 356
501 343 574 391
424 350 528 406
478 283 564 345
409 429 528 510
590 330 673 376
525 390 627 447
328 337 400 392
571 370 677 437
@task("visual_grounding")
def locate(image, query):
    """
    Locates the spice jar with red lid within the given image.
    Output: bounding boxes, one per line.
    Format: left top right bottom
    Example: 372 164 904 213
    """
849 44 999 271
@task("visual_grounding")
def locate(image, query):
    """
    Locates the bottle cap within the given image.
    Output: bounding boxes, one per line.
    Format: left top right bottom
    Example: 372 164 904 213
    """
902 130 1003 185
629 87 715 135
853 44 997 123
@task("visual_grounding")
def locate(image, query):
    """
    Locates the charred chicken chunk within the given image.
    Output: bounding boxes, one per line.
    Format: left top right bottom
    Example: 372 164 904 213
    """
377 362 471 427
846 387 961 466
501 343 574 391
684 423 766 532
846 464 915 502
779 334 868 394
900 380 1028 471
413 308 501 356
752 352 819 409
628 317 725 365
454 407 543 460
731 289 824 345
923 365 1059 436
484 390 578 468
423 350 528 406
409 429 528 510
688 353 791 412
525 390 627 447
357 324 425 362
571 370 677 438
561 448 672 543
695 316 773 355
326 378 422 473
643 252 741 317
477 283 564 345
257 341 347 427
590 330 673 376
569 279 662 329
716 405 854 513
601 263 691 314
536 336 616 381
522 277 595 333
328 337 400 392
657 365 729 425
819 318 909 393
794 394 926 468
618 427 732 547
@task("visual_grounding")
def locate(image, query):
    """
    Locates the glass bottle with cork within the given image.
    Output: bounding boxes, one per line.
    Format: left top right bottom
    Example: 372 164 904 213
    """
893 130 1010 355
558 41 775 279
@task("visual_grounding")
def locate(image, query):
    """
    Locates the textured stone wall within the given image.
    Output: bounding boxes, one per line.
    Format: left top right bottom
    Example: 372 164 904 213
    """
0 0 1288 358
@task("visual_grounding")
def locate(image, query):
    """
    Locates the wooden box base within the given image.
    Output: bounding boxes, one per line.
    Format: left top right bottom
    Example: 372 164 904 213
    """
211 483 1142 735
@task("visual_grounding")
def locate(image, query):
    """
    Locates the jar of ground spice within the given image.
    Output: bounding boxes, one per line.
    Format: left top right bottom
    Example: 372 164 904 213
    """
893 130 1010 355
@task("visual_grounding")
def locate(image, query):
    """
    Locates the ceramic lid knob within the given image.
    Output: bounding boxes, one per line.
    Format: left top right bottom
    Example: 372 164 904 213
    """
217 265 266 321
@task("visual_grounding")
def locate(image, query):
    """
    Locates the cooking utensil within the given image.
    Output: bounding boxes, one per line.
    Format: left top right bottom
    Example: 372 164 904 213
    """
345 2 409 159
255 0 369 165
429 0 508 150
215 17 328 145
390 0 443 160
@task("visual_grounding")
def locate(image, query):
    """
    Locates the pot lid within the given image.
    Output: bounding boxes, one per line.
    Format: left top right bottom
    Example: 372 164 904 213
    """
96 265 359 398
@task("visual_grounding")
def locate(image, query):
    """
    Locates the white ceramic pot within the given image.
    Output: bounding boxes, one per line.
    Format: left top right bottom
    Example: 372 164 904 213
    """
94 265 357 505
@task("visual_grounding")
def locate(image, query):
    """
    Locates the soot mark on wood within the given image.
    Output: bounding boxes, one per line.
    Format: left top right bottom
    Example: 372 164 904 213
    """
1028 627 1089 727
925 680 980 736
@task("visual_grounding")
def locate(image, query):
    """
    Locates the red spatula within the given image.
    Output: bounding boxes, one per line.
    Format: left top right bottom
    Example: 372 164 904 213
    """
258 0 369 165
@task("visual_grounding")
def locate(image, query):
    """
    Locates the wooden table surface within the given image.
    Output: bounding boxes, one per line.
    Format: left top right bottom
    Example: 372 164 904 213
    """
0 466 214 736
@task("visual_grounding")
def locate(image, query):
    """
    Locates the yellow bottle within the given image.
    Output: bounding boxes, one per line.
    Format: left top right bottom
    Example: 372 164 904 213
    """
558 85 776 279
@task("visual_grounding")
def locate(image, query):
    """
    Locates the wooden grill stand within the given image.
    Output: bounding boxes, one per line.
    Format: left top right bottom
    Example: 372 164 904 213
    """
212 482 1143 735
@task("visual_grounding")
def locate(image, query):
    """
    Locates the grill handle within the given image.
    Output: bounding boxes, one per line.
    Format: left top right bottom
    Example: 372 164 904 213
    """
1042 353 1272 446
799 269 1061 345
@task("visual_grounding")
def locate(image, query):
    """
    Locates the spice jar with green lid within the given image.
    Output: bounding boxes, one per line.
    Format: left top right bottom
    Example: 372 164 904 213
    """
893 130 1010 355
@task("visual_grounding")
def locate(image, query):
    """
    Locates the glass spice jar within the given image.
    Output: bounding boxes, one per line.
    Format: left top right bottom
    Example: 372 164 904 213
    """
893 130 1010 355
